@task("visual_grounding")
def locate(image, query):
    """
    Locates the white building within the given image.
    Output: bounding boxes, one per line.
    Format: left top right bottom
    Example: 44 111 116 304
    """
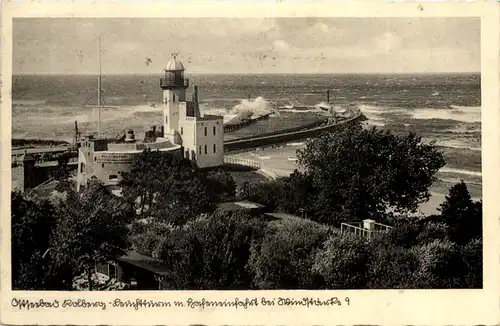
76 56 224 191
160 55 224 169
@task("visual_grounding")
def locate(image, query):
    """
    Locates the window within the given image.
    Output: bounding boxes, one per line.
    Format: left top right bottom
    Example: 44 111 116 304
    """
204 145 207 154
204 127 207 136
213 144 216 153
102 163 105 168
109 175 118 180
199 146 201 155
166 116 168 123
87 152 90 156
80 163 85 173
181 127 183 135
94 157 96 161
213 126 216 135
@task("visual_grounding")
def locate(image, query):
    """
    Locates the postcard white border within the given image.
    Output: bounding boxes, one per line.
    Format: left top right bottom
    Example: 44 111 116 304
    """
1 1 499 325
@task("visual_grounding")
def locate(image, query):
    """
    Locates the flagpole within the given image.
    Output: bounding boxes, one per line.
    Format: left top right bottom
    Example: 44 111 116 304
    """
97 36 102 138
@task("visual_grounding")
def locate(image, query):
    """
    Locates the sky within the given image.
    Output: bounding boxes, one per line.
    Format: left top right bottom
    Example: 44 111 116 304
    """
13 17 480 74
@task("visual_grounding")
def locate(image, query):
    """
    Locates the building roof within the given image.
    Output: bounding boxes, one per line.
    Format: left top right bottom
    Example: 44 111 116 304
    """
116 251 170 276
165 57 185 71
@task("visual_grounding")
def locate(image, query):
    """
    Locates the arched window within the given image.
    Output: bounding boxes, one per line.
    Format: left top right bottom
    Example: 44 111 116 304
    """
213 126 216 135
204 127 207 136
204 145 207 154
181 127 183 135
213 144 216 153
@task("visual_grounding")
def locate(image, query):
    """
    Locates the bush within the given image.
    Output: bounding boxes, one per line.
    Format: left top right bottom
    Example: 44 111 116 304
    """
410 239 463 288
158 211 266 290
366 242 420 288
247 218 332 289
312 234 371 289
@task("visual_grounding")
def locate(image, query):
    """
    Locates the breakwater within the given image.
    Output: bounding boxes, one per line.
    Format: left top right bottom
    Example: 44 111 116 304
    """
223 109 363 153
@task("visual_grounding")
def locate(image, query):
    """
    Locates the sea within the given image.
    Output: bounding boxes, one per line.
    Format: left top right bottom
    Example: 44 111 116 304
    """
12 73 482 200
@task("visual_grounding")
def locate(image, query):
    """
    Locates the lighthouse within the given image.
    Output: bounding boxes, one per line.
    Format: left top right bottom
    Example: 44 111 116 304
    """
159 55 224 168
160 54 190 144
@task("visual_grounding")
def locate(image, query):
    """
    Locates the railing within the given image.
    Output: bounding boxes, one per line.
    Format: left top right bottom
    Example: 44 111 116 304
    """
340 221 393 239
223 156 262 170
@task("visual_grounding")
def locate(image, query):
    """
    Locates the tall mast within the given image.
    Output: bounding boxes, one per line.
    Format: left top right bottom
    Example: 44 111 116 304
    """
97 36 102 138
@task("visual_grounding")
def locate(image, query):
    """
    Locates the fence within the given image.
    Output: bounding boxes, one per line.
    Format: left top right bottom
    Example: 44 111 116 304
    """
223 156 262 170
340 220 393 239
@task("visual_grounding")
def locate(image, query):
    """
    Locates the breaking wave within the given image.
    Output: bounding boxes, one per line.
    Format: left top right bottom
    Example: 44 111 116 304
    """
439 167 482 177
410 106 481 123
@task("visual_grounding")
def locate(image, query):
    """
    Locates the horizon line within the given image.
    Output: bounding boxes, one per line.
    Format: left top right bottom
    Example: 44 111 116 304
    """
12 71 481 76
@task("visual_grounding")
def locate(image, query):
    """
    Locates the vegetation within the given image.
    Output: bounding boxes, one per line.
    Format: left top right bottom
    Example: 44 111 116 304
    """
118 149 216 225
11 125 482 290
12 182 131 290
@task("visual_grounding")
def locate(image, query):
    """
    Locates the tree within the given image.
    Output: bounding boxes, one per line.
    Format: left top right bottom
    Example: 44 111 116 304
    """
312 234 371 289
279 171 316 215
157 211 266 290
238 179 286 212
204 169 237 203
119 149 215 225
11 191 73 290
53 152 75 193
296 125 445 225
247 218 332 289
438 181 482 245
50 181 131 290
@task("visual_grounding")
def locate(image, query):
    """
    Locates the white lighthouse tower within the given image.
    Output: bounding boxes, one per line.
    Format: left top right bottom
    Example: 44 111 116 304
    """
160 53 190 144
160 54 224 168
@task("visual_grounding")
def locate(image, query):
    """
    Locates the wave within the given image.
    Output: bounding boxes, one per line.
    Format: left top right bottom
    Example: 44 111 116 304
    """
435 139 481 152
230 96 274 118
410 106 481 123
281 107 324 114
357 104 405 115
439 167 482 177
443 123 481 134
